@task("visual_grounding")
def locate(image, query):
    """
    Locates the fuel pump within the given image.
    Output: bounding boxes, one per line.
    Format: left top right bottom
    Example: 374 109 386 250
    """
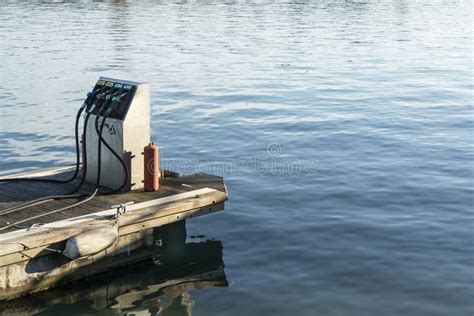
93 86 129 192
85 78 150 191
0 77 151 221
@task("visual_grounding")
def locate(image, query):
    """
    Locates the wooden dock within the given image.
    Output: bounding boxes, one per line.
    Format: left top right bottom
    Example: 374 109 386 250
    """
0 166 228 300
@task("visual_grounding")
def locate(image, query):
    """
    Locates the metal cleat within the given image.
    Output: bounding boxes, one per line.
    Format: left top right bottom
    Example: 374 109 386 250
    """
111 201 134 218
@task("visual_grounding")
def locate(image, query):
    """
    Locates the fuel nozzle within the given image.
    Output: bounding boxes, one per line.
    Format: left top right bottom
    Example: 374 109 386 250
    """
100 90 121 116
83 88 101 109
97 92 107 100
112 92 128 103
105 92 129 118
87 89 100 99
86 90 108 113
101 90 122 116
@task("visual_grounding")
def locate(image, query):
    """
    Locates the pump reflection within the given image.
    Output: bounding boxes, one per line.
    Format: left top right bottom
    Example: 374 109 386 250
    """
0 223 227 316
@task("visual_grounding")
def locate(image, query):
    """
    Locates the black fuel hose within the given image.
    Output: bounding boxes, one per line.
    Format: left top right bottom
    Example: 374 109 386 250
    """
0 106 109 231
0 103 87 184
0 89 129 225
0 110 96 216
93 105 129 194
0 90 108 216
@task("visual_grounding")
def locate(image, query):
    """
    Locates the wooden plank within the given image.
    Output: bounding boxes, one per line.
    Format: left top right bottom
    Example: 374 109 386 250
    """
0 185 185 232
0 180 135 226
119 202 224 235
0 181 99 227
0 193 19 205
0 194 225 266
161 173 226 192
0 186 65 219
0 166 228 264
0 167 227 253
0 183 44 201
3 180 75 194
0 188 225 248
0 202 224 267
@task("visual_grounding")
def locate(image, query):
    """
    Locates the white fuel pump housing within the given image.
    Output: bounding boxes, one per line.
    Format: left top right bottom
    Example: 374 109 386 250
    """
84 77 150 191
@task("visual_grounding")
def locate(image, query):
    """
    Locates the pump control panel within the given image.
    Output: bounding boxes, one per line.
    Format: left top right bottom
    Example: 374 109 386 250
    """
87 79 138 120
84 77 150 191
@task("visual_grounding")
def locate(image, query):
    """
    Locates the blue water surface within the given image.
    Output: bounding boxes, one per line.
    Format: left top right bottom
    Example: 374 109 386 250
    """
0 1 473 315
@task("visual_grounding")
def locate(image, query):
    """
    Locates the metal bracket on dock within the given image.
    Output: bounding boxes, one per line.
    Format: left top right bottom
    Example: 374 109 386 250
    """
28 223 45 231
112 202 135 218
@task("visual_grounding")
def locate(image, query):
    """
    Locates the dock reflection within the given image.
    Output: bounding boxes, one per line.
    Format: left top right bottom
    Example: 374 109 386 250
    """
0 225 227 316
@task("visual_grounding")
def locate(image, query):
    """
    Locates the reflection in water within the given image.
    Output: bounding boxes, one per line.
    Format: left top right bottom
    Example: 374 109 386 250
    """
1 1 472 315
0 223 227 316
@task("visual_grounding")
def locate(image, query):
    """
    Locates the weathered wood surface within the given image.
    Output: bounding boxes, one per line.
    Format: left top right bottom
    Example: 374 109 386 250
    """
0 166 227 267
0 229 156 300
0 167 226 233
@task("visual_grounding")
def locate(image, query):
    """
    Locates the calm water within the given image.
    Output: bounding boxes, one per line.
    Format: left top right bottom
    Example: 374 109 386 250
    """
0 1 473 315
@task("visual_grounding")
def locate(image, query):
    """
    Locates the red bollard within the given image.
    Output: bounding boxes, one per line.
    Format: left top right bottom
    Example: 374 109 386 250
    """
144 143 159 192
